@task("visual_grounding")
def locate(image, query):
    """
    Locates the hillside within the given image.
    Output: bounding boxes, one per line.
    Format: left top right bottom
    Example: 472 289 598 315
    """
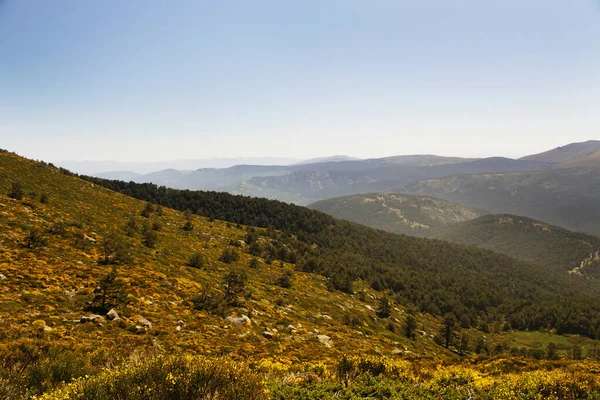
429 214 600 275
83 170 600 338
4 149 600 398
3 150 445 361
309 193 486 237
404 166 600 235
521 140 600 163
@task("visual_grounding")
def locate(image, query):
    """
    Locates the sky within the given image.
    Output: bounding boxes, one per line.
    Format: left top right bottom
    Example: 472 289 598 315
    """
1 0 599 162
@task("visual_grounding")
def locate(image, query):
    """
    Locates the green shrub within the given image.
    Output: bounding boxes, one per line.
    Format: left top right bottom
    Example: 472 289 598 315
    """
23 229 47 249
47 221 66 235
38 356 266 400
219 248 240 264
248 257 260 268
182 221 194 231
140 202 154 218
186 252 206 269
8 181 23 200
191 286 227 316
142 225 159 248
123 217 137 236
276 270 294 289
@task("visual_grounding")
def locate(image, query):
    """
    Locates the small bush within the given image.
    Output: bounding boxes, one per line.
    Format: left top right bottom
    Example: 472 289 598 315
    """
344 313 363 327
276 270 294 289
140 202 154 218
123 217 137 237
23 229 47 249
186 252 206 269
142 225 158 248
0 343 95 398
219 248 240 264
377 296 392 318
182 221 194 231
8 181 23 200
223 269 247 306
39 193 49 204
192 286 227 316
47 221 66 235
151 220 162 231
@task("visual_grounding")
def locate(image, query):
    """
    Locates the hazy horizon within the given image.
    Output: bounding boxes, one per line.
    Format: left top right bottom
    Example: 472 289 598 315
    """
2 1 598 162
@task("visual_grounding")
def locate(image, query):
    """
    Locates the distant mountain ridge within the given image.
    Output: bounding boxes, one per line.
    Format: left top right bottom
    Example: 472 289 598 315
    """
57 157 301 175
521 140 600 164
93 154 556 205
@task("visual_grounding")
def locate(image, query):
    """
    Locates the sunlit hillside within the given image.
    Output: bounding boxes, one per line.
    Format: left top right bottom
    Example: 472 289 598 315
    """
3 149 600 399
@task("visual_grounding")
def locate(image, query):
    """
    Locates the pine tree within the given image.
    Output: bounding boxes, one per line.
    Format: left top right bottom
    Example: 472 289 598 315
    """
405 314 417 339
377 296 392 318
223 269 247 306
85 267 128 314
442 313 458 349
8 181 23 200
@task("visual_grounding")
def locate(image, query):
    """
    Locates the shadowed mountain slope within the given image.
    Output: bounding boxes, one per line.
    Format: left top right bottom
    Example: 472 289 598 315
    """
429 214 600 276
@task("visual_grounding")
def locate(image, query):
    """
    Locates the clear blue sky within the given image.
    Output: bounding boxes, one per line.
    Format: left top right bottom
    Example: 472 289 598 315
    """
1 1 598 162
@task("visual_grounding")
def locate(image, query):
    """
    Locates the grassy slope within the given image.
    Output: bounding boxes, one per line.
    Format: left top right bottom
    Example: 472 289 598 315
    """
309 193 486 237
0 149 448 364
428 214 600 274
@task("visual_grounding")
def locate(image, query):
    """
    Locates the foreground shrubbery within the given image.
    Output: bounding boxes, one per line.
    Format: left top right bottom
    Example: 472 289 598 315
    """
38 356 266 400
271 356 600 400
0 341 598 400
33 354 600 400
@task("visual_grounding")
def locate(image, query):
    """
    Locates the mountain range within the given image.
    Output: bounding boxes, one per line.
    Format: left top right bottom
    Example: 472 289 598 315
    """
78 140 600 236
